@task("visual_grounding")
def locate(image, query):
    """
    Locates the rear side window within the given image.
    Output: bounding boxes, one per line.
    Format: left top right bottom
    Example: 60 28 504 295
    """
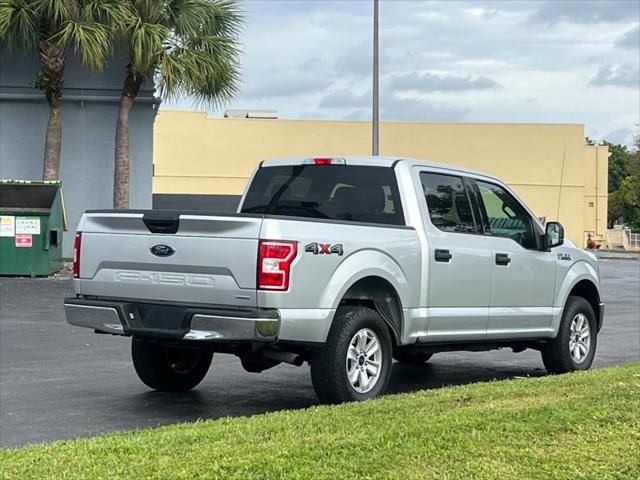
420 172 476 233
241 165 405 226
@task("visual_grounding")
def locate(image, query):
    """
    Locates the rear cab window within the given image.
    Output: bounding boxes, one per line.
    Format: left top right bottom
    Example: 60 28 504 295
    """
241 165 405 226
420 172 477 233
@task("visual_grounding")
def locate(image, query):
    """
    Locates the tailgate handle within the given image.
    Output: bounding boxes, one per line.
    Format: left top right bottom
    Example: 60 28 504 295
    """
143 214 179 234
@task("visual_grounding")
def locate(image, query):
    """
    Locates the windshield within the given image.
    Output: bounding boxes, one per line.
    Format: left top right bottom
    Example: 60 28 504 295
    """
241 165 405 226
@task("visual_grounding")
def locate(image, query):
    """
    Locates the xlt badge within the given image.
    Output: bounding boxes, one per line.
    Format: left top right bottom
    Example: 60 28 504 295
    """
305 242 344 256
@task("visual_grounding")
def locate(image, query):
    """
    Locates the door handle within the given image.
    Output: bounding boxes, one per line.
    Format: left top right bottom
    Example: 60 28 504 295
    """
435 249 452 262
495 253 511 266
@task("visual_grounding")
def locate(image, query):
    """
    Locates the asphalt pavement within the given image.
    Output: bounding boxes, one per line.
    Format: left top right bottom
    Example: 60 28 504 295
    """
1 259 638 448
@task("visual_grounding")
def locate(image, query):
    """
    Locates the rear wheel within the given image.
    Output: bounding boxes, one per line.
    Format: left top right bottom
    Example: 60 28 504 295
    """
132 337 213 392
310 306 392 404
541 296 597 374
393 350 433 365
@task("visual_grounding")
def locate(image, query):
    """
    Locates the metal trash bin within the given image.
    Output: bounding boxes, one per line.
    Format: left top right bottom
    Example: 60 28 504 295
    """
0 180 67 276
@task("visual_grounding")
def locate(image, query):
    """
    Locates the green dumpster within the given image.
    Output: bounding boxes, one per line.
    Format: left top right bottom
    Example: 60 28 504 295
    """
0 180 67 276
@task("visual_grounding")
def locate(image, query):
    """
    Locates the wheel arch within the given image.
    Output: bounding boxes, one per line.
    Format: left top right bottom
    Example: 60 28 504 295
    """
552 261 602 335
567 279 602 330
338 275 404 345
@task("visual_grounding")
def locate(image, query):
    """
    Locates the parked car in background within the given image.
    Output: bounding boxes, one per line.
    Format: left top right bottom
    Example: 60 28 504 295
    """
65 156 604 403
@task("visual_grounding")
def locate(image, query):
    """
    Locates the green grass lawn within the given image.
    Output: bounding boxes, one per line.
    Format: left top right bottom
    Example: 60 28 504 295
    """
2 363 639 480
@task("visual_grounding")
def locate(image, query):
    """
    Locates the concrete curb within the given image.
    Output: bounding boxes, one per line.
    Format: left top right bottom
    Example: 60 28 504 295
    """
596 252 640 261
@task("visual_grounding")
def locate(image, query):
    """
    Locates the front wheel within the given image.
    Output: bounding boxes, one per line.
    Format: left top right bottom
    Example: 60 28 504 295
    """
132 337 213 392
310 306 392 404
541 296 597 374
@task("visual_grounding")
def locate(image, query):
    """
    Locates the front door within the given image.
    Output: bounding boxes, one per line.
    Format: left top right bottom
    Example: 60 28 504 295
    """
419 171 493 341
472 180 557 339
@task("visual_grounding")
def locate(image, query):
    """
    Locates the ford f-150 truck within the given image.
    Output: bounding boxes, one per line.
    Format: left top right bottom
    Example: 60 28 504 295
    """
65 156 604 403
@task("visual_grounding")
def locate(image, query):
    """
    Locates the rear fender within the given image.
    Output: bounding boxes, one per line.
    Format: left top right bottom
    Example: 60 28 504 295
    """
319 249 410 338
320 249 409 309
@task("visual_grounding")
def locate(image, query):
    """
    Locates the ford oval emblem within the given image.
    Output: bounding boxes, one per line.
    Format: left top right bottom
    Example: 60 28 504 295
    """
150 244 175 257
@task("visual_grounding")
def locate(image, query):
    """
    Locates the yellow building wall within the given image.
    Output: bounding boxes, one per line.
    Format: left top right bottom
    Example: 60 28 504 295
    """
153 111 608 246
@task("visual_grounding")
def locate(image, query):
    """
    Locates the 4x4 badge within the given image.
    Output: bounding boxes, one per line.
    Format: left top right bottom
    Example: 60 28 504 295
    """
557 253 571 261
305 242 344 256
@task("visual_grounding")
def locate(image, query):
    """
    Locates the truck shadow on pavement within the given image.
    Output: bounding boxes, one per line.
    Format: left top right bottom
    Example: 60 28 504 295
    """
121 360 547 423
386 362 547 395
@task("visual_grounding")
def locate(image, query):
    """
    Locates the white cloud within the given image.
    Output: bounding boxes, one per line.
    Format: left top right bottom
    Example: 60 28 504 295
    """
388 72 501 92
589 64 640 87
615 25 640 49
529 0 639 24
319 89 371 109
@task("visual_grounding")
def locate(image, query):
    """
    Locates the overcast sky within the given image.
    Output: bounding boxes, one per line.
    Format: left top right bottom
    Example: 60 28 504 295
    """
166 0 640 146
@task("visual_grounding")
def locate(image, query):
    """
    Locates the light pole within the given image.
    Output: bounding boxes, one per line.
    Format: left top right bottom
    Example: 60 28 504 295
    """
372 0 379 156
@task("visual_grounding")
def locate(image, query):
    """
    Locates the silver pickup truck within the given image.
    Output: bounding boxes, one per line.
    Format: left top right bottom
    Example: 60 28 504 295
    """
65 156 604 403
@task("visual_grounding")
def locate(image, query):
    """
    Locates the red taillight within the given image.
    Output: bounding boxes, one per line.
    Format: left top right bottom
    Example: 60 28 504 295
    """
313 157 333 165
73 232 82 278
257 240 297 291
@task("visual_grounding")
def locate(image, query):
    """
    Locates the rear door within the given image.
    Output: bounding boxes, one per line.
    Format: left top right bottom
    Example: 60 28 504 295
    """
470 180 557 338
418 171 493 341
77 211 262 307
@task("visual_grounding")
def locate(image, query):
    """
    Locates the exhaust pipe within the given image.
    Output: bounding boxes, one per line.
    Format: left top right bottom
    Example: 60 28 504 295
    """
262 349 304 366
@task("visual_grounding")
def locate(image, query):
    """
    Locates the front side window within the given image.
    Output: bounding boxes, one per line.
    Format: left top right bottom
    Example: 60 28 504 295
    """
420 172 476 233
475 180 537 249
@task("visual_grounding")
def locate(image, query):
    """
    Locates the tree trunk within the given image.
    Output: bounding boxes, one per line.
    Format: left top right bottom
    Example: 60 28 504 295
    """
39 42 65 181
113 64 143 209
43 104 62 181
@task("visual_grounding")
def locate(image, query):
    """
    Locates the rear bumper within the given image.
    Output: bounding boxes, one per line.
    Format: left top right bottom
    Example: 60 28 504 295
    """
64 297 280 342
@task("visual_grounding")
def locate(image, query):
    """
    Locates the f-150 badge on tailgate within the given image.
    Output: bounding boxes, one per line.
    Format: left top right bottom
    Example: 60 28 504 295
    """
305 242 343 256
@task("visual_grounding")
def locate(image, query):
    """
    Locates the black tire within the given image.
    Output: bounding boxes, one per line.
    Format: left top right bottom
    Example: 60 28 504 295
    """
541 296 597 374
310 306 393 404
131 337 213 392
393 351 433 365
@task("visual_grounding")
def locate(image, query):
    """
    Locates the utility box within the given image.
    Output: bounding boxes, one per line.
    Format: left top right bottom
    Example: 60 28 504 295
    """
0 180 67 276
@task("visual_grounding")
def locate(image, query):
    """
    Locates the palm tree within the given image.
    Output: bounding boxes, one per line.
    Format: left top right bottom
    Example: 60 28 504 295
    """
113 0 242 208
0 0 127 180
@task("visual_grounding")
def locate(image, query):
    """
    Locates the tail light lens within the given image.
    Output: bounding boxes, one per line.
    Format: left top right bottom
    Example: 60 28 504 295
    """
73 232 82 278
257 240 297 290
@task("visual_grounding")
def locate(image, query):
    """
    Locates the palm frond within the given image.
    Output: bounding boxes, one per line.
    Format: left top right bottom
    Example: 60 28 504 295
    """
32 0 75 27
0 0 39 52
52 19 110 69
130 20 168 75
166 0 242 38
79 0 130 27
156 35 240 108
132 0 164 24
117 0 242 107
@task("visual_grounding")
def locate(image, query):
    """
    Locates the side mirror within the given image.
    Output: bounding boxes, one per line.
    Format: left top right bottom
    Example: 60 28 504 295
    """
544 222 564 249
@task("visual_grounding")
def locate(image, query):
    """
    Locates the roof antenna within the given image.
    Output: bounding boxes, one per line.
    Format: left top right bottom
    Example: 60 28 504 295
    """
556 145 567 221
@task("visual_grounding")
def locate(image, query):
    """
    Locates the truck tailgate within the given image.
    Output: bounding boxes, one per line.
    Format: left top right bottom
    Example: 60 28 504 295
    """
76 211 262 307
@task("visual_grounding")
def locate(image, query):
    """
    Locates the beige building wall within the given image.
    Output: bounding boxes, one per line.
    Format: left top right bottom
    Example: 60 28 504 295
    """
154 111 608 246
